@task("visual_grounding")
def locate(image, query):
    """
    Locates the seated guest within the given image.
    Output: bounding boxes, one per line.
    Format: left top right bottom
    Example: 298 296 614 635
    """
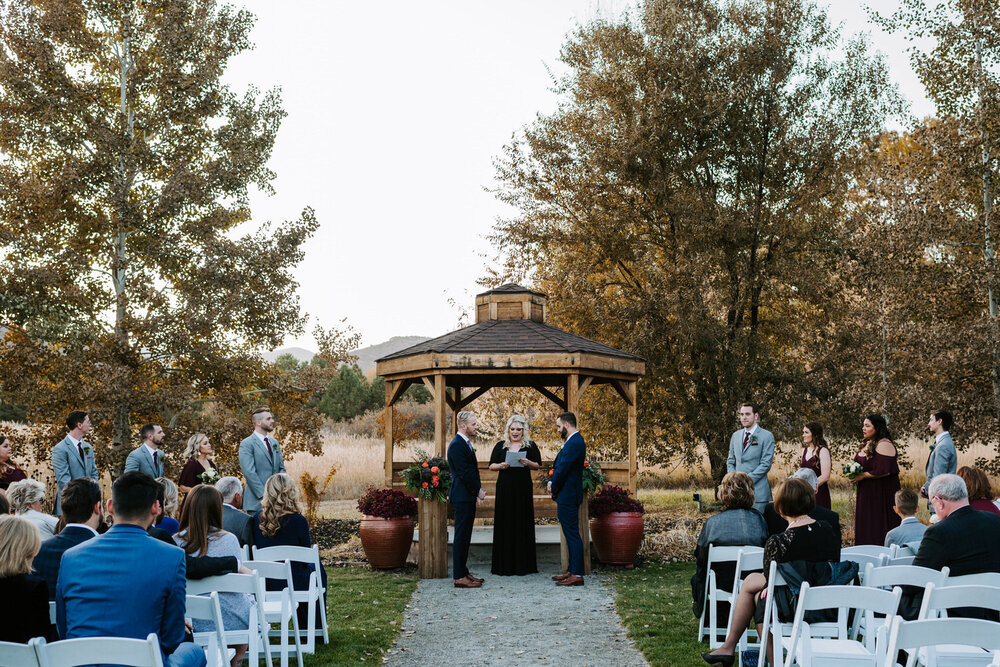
701 478 841 667
32 478 102 599
957 466 1000 517
884 488 927 549
0 434 27 490
0 515 52 642
905 473 1000 620
175 485 249 667
217 476 253 547
56 471 207 667
253 473 328 631
154 476 181 534
762 468 842 542
690 472 768 620
8 479 58 539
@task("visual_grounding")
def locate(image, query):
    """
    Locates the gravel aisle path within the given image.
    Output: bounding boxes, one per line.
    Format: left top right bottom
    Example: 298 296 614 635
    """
383 570 648 666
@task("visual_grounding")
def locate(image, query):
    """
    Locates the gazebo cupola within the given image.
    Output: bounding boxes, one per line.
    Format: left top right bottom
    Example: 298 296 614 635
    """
475 284 546 323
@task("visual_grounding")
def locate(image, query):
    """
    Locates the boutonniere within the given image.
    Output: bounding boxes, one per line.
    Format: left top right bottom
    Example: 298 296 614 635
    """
929 443 936 451
748 435 759 446
82 444 93 457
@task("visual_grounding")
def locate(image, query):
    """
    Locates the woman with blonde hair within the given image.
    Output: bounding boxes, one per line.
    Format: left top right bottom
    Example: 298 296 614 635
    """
252 473 327 629
0 514 52 642
153 477 180 534
7 478 58 539
488 414 542 575
175 485 249 667
691 472 768 624
178 432 218 495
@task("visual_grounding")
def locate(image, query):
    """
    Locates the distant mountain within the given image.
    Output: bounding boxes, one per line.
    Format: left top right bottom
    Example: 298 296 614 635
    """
353 336 431 373
262 336 430 373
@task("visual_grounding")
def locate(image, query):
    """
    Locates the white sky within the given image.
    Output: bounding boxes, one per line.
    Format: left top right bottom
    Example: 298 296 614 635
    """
223 0 935 352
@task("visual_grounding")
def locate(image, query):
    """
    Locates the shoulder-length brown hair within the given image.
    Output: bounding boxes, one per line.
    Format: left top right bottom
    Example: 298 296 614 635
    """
957 466 994 502
177 485 224 556
259 473 302 538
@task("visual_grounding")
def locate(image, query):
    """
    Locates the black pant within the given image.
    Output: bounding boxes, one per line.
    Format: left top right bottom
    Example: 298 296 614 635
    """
452 500 476 579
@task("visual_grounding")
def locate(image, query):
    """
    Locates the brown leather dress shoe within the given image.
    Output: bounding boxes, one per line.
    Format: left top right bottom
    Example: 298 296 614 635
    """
551 572 572 581
467 574 484 584
556 574 584 586
454 576 482 588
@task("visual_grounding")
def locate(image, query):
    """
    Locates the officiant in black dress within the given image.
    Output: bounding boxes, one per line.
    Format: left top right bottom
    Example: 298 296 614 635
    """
489 415 542 575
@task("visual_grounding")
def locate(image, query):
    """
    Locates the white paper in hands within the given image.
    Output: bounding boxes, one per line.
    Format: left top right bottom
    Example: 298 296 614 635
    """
504 450 526 467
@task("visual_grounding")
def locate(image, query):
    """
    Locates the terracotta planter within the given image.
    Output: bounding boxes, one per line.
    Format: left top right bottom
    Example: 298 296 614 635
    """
589 512 644 566
359 515 415 569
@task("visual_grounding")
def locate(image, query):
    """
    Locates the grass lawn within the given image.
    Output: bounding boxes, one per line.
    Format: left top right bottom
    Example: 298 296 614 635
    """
609 561 708 667
309 566 418 666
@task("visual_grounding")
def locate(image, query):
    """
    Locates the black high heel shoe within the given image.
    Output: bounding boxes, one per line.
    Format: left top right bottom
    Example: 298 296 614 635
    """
700 652 735 667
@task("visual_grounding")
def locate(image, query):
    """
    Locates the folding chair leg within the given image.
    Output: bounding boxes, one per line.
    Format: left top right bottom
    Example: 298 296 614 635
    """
319 591 329 644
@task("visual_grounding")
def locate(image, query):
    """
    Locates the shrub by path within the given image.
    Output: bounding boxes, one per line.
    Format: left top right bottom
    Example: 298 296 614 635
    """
383 571 648 666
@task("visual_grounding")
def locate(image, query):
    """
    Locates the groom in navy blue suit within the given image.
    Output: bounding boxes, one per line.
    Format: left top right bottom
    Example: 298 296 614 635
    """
56 472 206 667
448 410 486 588
550 412 586 586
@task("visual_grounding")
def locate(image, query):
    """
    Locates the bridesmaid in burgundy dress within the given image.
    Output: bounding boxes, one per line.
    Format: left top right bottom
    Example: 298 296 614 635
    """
800 422 832 509
178 433 217 512
852 414 901 545
0 435 27 490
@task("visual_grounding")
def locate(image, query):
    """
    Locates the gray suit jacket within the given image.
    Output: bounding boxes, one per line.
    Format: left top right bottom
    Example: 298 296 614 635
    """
238 433 285 512
884 516 927 548
222 503 254 547
50 436 99 516
123 446 164 479
924 432 957 488
726 426 776 510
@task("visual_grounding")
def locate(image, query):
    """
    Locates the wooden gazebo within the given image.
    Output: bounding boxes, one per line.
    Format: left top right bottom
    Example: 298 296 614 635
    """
376 285 645 578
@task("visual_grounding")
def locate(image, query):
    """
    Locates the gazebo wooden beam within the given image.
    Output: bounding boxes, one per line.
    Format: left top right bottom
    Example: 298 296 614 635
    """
530 383 566 410
578 374 594 396
456 385 490 410
386 378 412 407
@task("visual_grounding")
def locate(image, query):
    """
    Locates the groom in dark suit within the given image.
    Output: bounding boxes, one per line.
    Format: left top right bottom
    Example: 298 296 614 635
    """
550 412 586 586
448 410 485 589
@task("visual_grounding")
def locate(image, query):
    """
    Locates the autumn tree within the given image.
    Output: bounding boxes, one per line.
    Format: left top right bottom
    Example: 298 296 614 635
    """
489 0 901 480
0 0 336 473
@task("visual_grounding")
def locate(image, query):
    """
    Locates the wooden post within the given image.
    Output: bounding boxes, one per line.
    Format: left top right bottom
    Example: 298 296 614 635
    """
452 387 462 443
418 374 449 578
559 374 590 575
384 382 395 488
628 381 637 495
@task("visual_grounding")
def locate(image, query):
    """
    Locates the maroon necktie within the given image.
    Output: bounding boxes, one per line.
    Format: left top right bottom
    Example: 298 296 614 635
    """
77 443 85 463
153 451 158 469
263 437 273 459
742 431 750 451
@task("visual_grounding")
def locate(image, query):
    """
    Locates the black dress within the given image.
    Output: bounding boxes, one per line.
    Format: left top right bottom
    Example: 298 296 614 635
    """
0 574 53 642
490 441 542 575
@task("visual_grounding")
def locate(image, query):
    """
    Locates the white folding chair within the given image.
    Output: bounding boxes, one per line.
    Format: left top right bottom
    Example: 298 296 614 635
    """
914 583 1000 666
186 592 230 667
857 564 949 642
251 545 328 653
241 544 251 562
698 545 747 645
841 553 887 584
722 548 765 665
885 555 916 566
48 601 56 625
890 544 916 558
186 572 273 667
843 545 893 559
759 561 845 667
0 637 43 667
943 572 1000 588
882 616 1000 667
783 583 901 666
33 633 163 667
245 560 304 667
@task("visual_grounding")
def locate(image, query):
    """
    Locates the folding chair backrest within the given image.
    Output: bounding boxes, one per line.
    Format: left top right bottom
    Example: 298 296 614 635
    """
35 633 163 667
943 572 1000 588
842 552 887 580
0 637 43 667
185 572 257 597
186 592 227 667
245 559 295 591
918 583 1000 620
884 617 1000 667
842 545 892 559
885 555 916 566
891 543 916 557
864 563 948 590
251 545 321 575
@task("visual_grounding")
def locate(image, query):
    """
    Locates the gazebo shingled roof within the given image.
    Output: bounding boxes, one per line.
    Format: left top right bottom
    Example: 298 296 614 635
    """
375 284 645 578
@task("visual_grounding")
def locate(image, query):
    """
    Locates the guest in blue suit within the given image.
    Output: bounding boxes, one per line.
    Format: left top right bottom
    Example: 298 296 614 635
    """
32 478 102 599
56 472 206 667
550 412 586 586
447 410 485 588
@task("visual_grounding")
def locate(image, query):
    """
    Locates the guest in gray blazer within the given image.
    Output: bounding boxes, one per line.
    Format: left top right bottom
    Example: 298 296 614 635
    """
123 423 166 479
238 408 286 512
726 402 775 513
885 488 927 548
922 409 957 516
50 411 99 516
216 476 254 546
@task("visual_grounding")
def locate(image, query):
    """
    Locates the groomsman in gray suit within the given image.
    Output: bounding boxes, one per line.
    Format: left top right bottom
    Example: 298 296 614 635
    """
238 408 286 512
124 423 166 478
726 402 775 513
51 411 100 516
921 409 957 518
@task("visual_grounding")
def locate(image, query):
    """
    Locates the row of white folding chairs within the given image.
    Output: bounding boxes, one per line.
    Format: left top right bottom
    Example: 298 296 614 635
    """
0 633 164 667
186 571 274 667
249 544 329 655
